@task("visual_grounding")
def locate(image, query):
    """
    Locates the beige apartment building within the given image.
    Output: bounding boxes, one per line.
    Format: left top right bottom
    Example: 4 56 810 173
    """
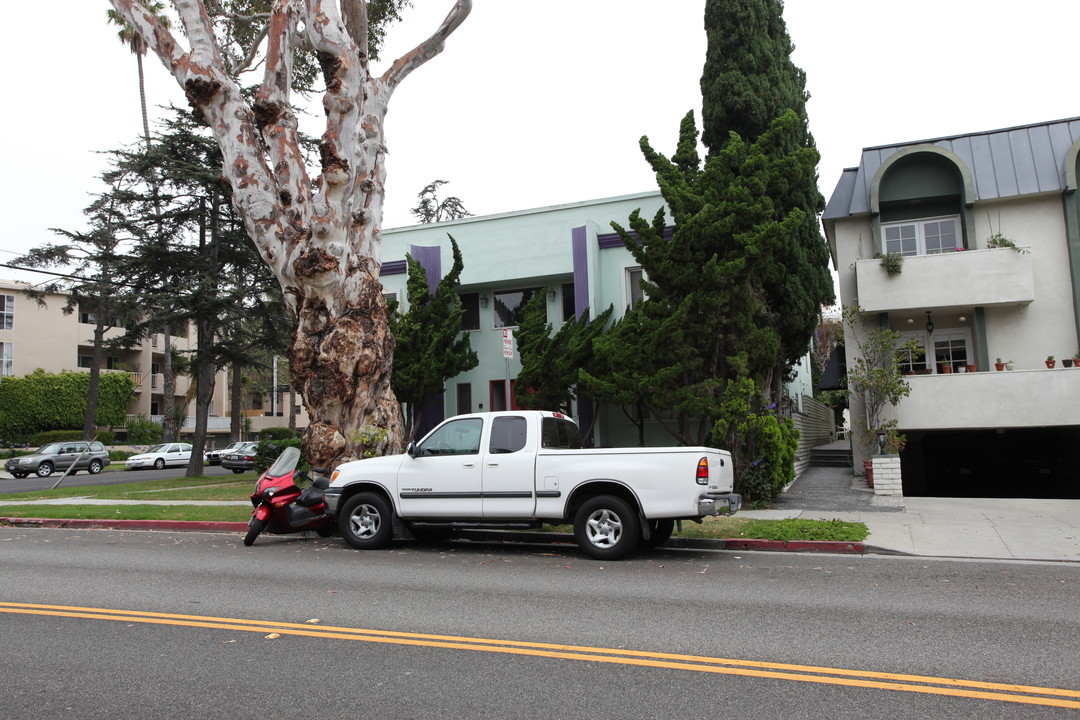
0 278 307 443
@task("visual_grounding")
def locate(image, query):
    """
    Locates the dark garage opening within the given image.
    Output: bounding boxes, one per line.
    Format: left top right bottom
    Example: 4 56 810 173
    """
900 427 1080 498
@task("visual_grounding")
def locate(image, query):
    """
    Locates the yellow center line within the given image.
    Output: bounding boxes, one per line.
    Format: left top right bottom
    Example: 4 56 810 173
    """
3 602 1077 709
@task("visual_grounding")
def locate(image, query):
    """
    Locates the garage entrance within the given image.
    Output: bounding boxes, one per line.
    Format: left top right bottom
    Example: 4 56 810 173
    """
900 427 1080 498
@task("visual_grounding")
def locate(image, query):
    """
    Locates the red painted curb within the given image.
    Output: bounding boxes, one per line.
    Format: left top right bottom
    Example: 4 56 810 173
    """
0 517 247 533
722 538 865 553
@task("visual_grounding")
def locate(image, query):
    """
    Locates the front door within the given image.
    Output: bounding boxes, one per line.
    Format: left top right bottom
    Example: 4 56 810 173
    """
397 417 485 518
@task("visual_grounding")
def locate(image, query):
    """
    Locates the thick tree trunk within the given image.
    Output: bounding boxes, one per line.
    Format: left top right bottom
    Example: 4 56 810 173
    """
288 279 402 466
109 0 472 468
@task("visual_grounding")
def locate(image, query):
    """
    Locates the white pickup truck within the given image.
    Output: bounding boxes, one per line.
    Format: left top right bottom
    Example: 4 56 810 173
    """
325 410 741 559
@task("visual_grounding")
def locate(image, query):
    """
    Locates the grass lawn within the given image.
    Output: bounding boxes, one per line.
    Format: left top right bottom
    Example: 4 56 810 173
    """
0 476 869 543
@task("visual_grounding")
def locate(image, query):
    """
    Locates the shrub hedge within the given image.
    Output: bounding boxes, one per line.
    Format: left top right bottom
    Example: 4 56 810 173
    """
0 370 134 438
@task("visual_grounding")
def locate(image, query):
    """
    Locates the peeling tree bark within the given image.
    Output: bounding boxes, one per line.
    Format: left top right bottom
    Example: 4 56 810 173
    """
107 0 472 467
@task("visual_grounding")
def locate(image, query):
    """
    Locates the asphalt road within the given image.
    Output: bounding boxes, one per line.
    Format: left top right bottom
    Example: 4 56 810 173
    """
0 464 239 494
1 528 1078 718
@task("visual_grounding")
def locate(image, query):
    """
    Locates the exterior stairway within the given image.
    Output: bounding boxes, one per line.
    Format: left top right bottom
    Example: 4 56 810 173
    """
810 440 853 468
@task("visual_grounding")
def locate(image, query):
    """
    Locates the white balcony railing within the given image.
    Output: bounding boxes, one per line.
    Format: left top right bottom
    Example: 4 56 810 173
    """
856 247 1035 313
885 366 1080 430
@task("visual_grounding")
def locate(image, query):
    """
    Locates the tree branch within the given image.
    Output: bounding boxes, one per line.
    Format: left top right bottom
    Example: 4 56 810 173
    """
341 0 369 66
379 0 472 94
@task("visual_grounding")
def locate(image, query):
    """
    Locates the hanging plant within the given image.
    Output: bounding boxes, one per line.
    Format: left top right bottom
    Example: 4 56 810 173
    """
879 252 904 275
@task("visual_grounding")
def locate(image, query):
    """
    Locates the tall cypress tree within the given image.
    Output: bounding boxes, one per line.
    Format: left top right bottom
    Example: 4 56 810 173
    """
594 111 815 446
700 0 834 401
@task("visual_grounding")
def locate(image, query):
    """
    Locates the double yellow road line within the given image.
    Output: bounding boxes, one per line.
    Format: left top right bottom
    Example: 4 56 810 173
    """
3 601 1078 710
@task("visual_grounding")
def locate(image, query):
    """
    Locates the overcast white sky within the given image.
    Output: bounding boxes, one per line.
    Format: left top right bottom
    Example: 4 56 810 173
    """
2 1 1078 285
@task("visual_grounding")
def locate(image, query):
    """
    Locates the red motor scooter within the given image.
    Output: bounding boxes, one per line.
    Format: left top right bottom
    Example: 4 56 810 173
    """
243 445 336 546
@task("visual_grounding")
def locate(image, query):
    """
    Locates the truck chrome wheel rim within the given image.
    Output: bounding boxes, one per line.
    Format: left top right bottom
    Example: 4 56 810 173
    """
349 504 381 539
585 509 622 547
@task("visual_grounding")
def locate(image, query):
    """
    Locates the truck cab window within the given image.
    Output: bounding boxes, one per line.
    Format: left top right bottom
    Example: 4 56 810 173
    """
419 418 484 456
541 418 583 449
489 416 527 454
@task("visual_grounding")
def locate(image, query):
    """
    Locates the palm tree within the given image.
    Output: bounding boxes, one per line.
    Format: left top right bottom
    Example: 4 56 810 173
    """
106 1 170 150
106 1 179 440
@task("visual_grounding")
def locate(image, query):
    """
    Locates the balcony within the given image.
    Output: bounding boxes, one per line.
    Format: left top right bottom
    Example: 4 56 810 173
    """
884 366 1080 430
855 248 1034 313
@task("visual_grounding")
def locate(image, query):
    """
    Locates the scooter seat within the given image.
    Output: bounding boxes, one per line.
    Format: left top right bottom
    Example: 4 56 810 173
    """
297 486 324 508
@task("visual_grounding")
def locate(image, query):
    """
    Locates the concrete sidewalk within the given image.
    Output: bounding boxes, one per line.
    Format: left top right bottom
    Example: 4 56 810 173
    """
742 463 1080 563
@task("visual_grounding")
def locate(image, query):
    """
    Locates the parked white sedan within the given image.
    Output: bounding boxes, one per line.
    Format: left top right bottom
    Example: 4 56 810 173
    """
125 443 193 470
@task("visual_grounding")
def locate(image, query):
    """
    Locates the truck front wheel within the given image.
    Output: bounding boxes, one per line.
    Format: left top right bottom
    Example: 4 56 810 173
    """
340 492 393 550
574 495 640 560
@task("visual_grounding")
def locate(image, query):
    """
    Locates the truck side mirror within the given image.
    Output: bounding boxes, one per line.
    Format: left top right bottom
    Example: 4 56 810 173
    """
406 442 417 458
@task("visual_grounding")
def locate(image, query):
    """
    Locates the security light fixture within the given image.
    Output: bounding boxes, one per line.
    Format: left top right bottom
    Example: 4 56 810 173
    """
925 311 934 335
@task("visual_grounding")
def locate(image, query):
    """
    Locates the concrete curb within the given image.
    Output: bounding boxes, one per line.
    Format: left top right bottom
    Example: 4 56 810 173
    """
0 517 868 555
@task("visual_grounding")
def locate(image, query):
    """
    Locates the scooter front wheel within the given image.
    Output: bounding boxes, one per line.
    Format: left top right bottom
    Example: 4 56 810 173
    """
244 518 268 546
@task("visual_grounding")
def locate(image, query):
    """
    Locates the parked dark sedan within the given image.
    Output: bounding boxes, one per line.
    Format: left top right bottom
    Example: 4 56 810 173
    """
221 442 260 474
4 441 111 478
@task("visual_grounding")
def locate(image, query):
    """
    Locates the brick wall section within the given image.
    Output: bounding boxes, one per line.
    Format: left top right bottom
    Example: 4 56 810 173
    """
872 455 903 495
793 395 838 477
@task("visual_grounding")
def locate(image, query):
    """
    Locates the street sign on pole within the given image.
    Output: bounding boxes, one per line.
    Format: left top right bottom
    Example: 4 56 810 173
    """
502 328 514 359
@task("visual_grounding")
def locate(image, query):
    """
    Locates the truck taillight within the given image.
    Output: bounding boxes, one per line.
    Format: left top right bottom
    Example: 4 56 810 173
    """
696 457 709 485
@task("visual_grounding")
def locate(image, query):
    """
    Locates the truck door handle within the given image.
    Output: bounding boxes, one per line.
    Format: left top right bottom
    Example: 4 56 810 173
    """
486 463 499 468
462 463 476 468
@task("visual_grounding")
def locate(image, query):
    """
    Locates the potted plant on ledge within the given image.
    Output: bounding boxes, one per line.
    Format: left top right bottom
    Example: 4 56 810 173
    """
1046 355 1056 369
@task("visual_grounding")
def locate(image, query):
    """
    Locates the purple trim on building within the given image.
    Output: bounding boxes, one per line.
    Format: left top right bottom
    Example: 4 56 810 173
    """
410 245 442 292
571 226 589 319
570 226 595 446
596 226 674 248
409 245 445 432
382 259 407 275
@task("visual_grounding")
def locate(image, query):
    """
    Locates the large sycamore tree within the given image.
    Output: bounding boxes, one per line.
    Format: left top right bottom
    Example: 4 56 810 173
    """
107 0 472 467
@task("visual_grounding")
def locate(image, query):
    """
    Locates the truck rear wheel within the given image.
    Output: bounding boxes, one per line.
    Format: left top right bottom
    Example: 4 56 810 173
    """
340 492 393 550
574 495 640 560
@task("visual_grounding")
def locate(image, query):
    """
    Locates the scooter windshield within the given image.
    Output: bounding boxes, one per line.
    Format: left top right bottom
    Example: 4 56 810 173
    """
266 446 301 478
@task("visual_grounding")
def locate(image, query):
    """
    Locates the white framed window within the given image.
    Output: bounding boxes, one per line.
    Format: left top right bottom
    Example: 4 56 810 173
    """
895 332 928 374
896 329 971 374
882 215 961 256
625 266 646 309
932 330 972 373
0 341 12 377
0 294 13 330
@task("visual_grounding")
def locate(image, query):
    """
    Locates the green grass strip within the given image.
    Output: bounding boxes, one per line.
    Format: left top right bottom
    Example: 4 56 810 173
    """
0 505 251 522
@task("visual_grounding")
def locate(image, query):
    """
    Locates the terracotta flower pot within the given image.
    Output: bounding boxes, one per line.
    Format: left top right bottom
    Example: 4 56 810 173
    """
966 364 977 373
1046 360 1056 369
995 362 1005 371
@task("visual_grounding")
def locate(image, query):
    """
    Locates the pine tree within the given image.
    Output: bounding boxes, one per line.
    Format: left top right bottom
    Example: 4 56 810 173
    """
514 293 613 423
389 236 478 442
602 110 816 446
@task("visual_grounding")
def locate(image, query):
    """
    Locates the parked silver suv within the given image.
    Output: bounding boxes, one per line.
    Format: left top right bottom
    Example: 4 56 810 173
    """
4 441 111 478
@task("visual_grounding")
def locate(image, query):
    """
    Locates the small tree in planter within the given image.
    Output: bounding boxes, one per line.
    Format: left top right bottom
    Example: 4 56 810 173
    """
842 306 918 460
